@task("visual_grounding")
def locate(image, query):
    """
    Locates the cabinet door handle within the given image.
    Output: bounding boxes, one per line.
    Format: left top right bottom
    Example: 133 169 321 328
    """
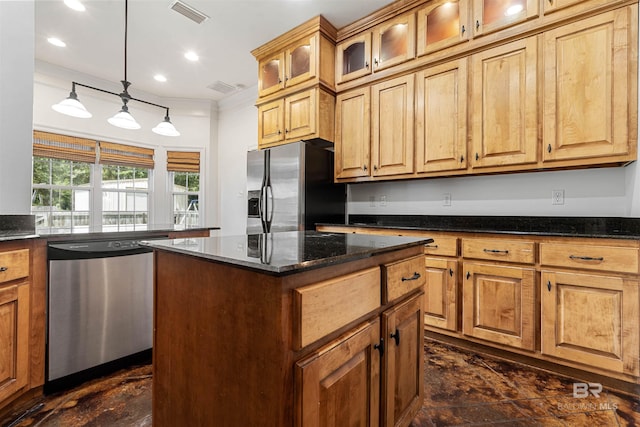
461 25 466 35
0 266 7 272
475 153 479 161
424 244 438 249
390 329 400 346
483 248 509 255
547 280 552 292
548 0 553 4
277 130 282 135
373 165 378 171
401 272 421 281
569 255 604 262
476 20 480 30
449 268 454 277
466 271 471 280
363 165 367 171
548 144 552 153
374 58 379 67
365 61 369 69
374 338 385 356
460 155 464 162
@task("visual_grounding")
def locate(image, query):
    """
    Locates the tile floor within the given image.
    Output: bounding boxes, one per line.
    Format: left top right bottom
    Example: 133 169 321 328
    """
2 338 640 426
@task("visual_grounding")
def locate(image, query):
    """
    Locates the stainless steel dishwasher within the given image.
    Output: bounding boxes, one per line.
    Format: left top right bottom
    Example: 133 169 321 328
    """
46 239 154 390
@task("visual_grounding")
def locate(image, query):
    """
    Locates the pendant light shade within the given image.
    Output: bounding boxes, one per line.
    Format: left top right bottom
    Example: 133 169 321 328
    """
51 85 92 118
108 104 141 130
152 112 180 136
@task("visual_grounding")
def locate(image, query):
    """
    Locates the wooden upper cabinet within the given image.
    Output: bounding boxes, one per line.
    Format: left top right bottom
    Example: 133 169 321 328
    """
336 33 372 84
258 53 286 97
543 7 634 163
372 74 415 177
417 0 470 56
285 35 317 88
416 58 468 174
472 0 539 37
258 98 285 146
372 12 416 72
470 36 538 169
541 271 639 376
335 87 371 179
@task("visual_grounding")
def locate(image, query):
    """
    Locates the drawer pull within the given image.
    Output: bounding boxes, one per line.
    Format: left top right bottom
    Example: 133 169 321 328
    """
374 338 385 356
569 255 604 262
390 329 400 346
401 272 421 282
483 249 509 254
0 267 7 272
424 244 438 249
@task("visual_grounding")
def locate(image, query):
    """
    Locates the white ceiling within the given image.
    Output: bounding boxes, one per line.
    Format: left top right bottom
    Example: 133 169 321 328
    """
35 0 394 102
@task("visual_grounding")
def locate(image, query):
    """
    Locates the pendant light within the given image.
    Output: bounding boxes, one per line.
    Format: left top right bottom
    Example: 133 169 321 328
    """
51 0 180 136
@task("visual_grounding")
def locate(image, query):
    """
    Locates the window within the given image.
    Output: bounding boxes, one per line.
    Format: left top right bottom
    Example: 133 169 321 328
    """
101 165 150 231
167 151 201 227
32 157 92 234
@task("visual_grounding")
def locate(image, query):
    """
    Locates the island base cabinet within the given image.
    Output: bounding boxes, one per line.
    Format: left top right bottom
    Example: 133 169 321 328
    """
0 283 29 404
541 271 640 377
295 318 382 427
381 292 425 427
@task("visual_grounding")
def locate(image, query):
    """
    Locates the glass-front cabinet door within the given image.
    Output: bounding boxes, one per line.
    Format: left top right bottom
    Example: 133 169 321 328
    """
258 53 285 97
285 35 317 88
372 13 416 72
472 0 538 36
417 0 470 56
336 33 372 84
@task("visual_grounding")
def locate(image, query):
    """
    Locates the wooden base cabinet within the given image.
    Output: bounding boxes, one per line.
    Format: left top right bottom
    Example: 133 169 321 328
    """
541 271 640 377
462 262 535 351
0 282 29 404
424 257 457 332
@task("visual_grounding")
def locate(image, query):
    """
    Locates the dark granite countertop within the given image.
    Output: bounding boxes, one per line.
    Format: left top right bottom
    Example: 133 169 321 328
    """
325 215 640 240
41 225 219 242
140 230 431 275
0 215 38 242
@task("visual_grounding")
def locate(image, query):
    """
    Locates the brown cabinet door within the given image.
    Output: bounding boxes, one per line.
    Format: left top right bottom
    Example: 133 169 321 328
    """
335 87 371 179
381 292 424 427
416 58 468 174
470 37 538 169
424 257 457 332
543 8 633 162
372 74 415 177
285 89 316 142
463 262 535 350
0 284 29 404
286 35 317 88
258 99 285 148
417 0 470 56
295 318 381 427
336 33 372 84
472 0 539 37
372 13 416 72
541 271 639 376
258 52 285 97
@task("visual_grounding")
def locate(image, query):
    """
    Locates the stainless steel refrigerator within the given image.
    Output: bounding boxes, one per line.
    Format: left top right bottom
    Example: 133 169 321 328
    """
246 141 346 234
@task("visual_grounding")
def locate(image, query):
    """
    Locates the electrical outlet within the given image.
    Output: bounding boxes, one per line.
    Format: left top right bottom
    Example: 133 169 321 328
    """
369 195 375 207
443 193 452 207
552 189 564 205
380 195 387 207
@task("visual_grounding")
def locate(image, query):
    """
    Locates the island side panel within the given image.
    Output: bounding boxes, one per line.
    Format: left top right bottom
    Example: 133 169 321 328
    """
152 250 291 426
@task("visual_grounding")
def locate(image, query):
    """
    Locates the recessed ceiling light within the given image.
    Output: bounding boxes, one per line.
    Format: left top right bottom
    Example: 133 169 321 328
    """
184 51 199 62
64 0 86 12
154 74 167 82
47 37 66 47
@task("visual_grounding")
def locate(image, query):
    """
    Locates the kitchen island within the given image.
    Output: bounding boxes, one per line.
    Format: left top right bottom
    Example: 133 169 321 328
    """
142 231 431 427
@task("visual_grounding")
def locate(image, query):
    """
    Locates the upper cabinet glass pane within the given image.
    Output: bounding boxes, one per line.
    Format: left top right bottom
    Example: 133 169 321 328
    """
482 0 528 28
380 23 409 62
262 59 281 91
343 42 366 75
290 44 311 79
427 2 461 45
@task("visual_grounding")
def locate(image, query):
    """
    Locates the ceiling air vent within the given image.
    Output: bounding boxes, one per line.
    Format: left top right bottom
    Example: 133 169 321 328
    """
207 81 239 95
169 0 209 24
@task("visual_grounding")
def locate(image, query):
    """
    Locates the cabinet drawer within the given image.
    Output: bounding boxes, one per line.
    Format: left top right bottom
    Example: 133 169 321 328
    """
0 249 29 285
462 238 535 264
294 267 380 349
540 243 639 274
383 255 425 303
423 234 457 257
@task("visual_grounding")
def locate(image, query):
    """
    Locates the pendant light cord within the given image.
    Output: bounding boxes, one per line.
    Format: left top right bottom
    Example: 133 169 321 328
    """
124 0 128 83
